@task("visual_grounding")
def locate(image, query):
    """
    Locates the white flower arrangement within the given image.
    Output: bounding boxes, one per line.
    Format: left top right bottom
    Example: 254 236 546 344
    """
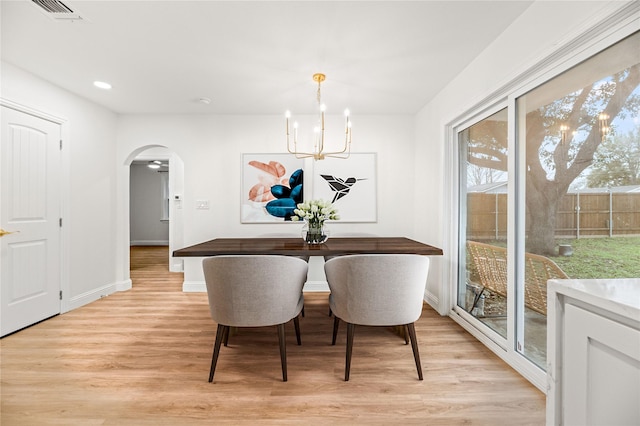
291 199 339 227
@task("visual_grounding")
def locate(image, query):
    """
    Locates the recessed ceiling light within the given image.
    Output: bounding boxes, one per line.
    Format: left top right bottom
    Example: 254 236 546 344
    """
93 81 112 90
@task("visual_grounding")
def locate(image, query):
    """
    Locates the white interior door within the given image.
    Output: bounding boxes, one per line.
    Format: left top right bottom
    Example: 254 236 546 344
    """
1 106 61 337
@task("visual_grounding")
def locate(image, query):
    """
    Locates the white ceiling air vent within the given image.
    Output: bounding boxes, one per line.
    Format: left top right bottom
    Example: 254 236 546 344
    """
31 0 84 21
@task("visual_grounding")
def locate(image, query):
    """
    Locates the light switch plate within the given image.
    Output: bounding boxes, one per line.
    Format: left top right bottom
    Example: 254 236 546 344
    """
196 199 210 210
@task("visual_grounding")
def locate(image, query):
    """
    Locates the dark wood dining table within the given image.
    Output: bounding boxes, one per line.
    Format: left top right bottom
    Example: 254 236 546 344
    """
172 236 443 258
174 237 442 340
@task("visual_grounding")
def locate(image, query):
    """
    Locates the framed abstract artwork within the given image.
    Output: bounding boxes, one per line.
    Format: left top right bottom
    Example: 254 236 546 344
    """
311 153 377 222
241 154 304 223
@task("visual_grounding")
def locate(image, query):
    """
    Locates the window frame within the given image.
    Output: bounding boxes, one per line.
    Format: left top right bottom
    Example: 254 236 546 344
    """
453 102 511 352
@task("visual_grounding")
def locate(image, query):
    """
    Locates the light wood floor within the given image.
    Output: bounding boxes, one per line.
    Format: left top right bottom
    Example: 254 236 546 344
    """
1 246 545 425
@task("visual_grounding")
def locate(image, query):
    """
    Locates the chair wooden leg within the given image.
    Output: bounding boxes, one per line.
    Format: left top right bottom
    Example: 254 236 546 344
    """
332 316 340 345
403 325 409 345
406 322 423 380
209 324 226 382
277 323 288 382
293 315 302 345
222 325 230 347
345 322 356 381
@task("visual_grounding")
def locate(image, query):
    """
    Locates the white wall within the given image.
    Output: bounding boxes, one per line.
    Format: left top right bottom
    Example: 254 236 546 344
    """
168 152 185 272
116 114 417 288
1 61 120 310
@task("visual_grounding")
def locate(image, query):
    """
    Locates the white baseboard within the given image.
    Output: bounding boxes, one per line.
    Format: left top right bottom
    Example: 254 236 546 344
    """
130 240 169 246
424 290 439 311
116 279 132 292
67 282 118 311
181 280 329 293
303 280 329 292
183 281 206 292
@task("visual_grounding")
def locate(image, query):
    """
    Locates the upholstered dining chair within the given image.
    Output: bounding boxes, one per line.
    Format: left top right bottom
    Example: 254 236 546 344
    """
257 233 310 317
323 233 378 317
324 254 431 381
202 255 308 382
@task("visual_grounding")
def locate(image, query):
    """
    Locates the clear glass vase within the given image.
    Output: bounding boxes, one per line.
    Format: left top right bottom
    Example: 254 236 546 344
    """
302 221 329 244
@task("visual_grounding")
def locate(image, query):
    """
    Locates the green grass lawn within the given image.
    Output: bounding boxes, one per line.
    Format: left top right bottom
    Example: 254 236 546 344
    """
553 237 640 279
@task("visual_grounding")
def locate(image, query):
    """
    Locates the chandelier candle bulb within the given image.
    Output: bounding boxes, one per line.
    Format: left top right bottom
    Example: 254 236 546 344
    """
345 109 351 134
285 111 291 135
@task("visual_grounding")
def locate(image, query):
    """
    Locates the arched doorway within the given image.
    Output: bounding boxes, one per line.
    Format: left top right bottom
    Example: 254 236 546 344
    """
124 145 185 276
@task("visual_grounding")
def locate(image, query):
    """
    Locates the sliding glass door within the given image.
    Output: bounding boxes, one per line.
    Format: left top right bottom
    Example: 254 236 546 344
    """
456 31 640 374
516 31 640 368
458 109 509 341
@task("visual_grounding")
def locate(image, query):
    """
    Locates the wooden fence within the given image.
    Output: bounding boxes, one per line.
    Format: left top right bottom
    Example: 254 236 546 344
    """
467 192 640 240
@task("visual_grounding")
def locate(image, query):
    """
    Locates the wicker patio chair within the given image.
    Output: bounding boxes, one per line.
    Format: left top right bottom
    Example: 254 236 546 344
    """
466 241 568 316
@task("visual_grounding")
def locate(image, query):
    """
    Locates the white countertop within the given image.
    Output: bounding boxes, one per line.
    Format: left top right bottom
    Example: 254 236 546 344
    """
548 278 640 321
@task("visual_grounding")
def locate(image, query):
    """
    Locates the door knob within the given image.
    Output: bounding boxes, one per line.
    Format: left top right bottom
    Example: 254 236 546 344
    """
0 228 18 238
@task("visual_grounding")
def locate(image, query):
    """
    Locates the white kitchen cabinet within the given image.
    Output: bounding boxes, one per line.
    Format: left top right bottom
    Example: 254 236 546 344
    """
547 278 640 426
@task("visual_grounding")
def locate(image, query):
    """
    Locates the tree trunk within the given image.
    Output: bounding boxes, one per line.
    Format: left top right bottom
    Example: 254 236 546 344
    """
525 182 559 256
523 65 640 255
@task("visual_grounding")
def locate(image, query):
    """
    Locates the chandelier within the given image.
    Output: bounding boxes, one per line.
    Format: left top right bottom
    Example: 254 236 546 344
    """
598 113 610 136
285 73 352 160
560 111 610 145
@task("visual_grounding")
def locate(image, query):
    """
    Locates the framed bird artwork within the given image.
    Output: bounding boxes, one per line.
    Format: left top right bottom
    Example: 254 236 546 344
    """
312 153 377 222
